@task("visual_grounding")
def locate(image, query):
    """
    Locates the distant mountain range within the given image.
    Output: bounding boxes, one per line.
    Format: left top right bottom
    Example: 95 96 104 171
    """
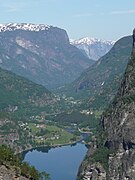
0 23 94 89
71 37 115 60
0 23 132 112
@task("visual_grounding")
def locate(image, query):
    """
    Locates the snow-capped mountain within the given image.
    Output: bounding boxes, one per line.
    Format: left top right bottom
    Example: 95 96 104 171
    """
0 23 94 89
0 23 51 32
71 37 115 61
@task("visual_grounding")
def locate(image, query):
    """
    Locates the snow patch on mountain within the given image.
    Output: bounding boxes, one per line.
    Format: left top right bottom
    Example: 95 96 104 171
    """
71 37 115 45
71 37 115 60
0 23 51 32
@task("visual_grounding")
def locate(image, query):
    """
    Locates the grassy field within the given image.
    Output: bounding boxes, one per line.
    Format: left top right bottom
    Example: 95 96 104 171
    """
28 123 76 146
28 123 38 135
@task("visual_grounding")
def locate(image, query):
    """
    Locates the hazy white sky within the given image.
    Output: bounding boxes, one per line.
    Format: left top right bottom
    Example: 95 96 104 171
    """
0 0 135 40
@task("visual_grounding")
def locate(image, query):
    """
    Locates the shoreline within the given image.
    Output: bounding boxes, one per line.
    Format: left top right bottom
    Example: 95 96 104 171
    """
16 130 90 155
18 138 83 156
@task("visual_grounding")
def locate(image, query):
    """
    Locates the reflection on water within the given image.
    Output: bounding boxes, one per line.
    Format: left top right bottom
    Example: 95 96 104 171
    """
23 143 88 180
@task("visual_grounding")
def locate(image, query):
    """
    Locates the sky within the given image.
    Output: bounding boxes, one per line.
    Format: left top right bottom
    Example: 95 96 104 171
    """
0 0 135 41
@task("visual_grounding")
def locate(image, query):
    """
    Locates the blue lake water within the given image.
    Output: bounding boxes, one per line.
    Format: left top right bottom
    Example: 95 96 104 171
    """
23 143 88 180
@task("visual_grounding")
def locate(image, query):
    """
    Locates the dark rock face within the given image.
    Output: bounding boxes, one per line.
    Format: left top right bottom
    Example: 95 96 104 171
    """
0 24 93 89
103 28 135 179
77 143 107 180
77 29 135 180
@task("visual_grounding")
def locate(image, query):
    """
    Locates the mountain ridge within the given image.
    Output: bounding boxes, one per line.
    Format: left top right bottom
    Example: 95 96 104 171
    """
60 35 132 111
0 23 52 32
71 37 115 45
0 23 94 89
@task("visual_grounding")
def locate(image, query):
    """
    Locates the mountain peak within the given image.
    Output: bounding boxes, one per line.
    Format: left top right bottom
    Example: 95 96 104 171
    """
71 37 115 60
71 37 115 45
0 23 52 32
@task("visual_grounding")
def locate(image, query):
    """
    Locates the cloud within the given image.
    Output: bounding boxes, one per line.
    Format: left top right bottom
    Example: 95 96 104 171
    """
111 9 135 15
1 1 26 12
74 13 93 18
74 9 135 18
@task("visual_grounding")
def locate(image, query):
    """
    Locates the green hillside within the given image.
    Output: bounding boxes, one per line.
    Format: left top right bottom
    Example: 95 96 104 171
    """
59 36 132 111
0 67 57 119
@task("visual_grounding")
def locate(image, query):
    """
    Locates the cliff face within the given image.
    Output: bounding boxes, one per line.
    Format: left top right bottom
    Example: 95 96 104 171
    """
77 29 135 180
0 23 93 89
102 29 135 179
77 142 107 180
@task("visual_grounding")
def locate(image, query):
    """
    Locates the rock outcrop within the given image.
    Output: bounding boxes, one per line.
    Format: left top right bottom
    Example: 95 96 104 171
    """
77 29 135 180
77 142 107 180
0 165 28 180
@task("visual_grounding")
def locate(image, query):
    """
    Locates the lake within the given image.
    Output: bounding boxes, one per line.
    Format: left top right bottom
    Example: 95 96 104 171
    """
23 143 88 180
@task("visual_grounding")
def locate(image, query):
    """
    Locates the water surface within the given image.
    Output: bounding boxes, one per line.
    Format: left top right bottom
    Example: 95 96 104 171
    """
23 143 87 180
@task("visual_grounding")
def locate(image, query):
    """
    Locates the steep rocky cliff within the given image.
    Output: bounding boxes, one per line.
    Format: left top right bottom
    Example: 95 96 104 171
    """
0 23 93 89
77 29 135 180
103 28 135 180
